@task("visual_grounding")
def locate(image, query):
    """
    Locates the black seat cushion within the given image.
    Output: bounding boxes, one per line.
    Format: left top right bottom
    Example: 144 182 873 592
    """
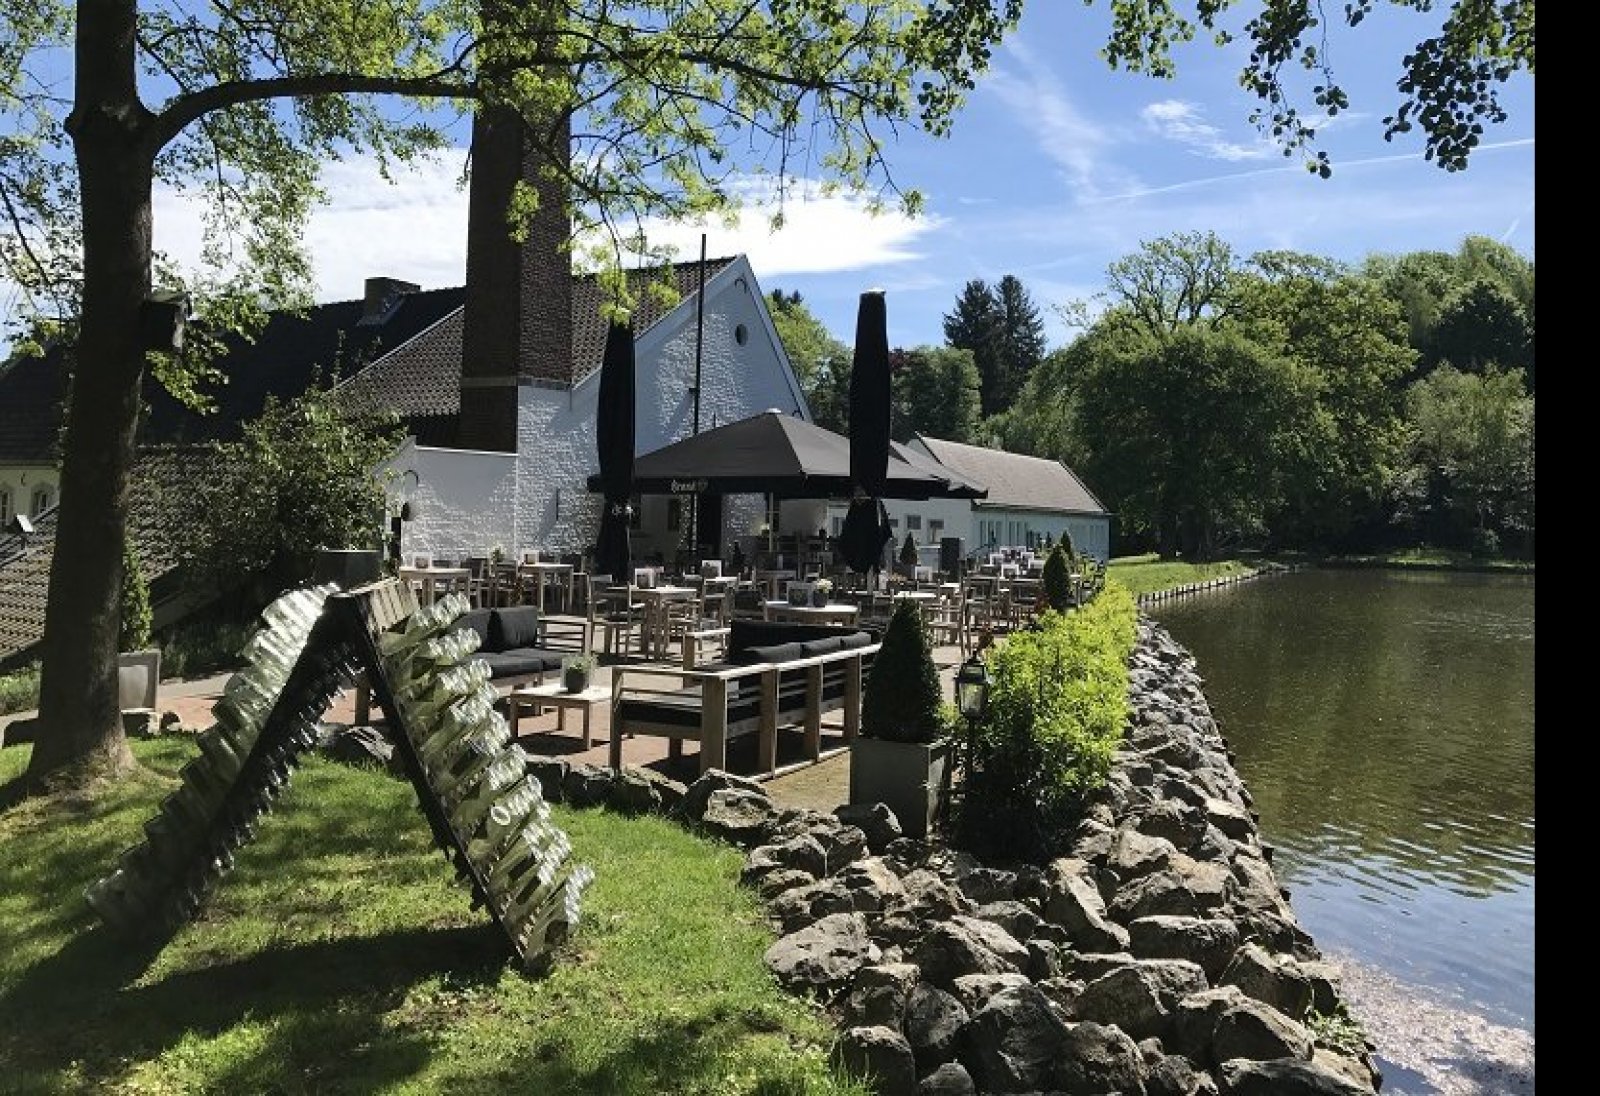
734 641 805 666
491 606 543 651
478 649 562 679
457 609 494 648
799 636 843 656
617 686 762 729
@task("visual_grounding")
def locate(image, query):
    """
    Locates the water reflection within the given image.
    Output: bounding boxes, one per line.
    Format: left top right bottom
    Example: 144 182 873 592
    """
1153 570 1535 1029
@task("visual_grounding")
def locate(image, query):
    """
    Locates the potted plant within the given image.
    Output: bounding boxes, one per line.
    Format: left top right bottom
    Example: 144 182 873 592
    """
561 654 594 693
849 597 953 839
811 577 833 607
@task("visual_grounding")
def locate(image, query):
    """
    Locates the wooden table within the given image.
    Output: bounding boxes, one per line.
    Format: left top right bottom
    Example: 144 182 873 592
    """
764 600 861 625
753 569 797 601
519 561 575 611
398 565 471 606
506 681 610 748
614 584 700 659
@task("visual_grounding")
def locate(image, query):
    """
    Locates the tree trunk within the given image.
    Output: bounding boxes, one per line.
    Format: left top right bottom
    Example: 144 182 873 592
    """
23 0 153 790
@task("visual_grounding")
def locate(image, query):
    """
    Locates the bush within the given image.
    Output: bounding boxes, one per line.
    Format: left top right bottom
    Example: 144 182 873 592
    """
1468 526 1501 559
1041 542 1073 613
899 532 918 569
955 582 1138 862
0 663 42 716
119 537 152 652
861 597 944 743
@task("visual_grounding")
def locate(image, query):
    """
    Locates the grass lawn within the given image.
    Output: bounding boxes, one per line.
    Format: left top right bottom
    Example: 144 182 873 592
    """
0 738 864 1095
1106 555 1256 597
1319 547 1533 572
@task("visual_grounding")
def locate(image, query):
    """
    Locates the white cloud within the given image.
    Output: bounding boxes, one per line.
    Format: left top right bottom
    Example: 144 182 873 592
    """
987 39 1134 201
1140 99 1272 162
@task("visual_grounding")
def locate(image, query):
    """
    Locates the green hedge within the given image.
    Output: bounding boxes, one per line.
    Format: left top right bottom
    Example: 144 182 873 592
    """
0 663 42 716
955 581 1138 861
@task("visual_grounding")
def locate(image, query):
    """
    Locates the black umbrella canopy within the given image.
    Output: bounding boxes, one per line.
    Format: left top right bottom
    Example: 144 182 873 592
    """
593 317 635 581
841 290 893 572
586 411 981 500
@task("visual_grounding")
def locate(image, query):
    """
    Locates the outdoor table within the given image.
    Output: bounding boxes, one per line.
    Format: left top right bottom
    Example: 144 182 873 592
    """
613 584 698 659
519 561 574 612
506 681 610 748
753 569 797 601
398 564 470 606
763 600 861 626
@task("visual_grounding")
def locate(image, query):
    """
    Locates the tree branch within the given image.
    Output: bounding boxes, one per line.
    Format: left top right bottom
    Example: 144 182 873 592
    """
150 71 478 151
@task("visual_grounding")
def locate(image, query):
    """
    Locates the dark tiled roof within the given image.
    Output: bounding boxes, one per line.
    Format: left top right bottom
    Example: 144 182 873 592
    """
916 435 1109 516
334 257 739 418
0 348 67 462
0 446 228 666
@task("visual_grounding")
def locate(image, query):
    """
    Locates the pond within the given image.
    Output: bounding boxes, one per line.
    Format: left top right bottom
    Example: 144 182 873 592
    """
1151 568 1534 1093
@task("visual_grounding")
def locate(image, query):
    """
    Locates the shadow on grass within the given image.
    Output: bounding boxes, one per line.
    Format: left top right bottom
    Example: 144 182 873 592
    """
0 922 505 1091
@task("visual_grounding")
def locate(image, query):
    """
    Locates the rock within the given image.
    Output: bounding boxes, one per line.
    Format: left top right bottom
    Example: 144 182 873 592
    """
835 802 904 852
1230 855 1291 917
1137 799 1208 850
1216 1056 1371 1095
1204 797 1256 842
770 878 856 932
957 985 1071 1093
699 787 777 846
1074 959 1209 1041
912 920 1022 986
974 900 1042 942
814 824 871 873
1036 975 1085 1016
1220 943 1314 1018
1294 960 1346 1015
1109 828 1180 881
892 869 971 920
1026 938 1064 980
844 963 920 1026
1235 910 1319 960
836 857 907 912
1129 916 1242 981
905 982 969 1065
1053 1021 1149 1096
1060 949 1139 982
525 756 569 802
121 708 160 738
757 869 816 901
1043 858 1130 953
954 866 1018 905
1172 985 1249 1062
1312 1047 1381 1092
1145 1052 1219 1096
680 769 771 821
1110 862 1231 922
561 762 615 808
610 765 682 814
833 1025 917 1096
871 911 930 949
1212 999 1315 1063
917 1061 976 1095
764 912 881 994
762 833 830 878
950 972 1033 1013
318 724 395 770
948 915 1031 970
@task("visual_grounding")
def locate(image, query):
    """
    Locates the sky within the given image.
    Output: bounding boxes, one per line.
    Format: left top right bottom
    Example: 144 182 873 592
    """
148 3 1537 354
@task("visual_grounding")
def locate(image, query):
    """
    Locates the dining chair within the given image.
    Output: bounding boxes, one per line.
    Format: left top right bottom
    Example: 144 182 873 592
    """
586 574 644 657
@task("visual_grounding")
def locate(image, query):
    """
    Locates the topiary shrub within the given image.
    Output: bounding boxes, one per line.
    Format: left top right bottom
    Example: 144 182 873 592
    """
861 597 944 743
1058 530 1076 560
899 532 919 569
1042 542 1073 613
119 536 153 652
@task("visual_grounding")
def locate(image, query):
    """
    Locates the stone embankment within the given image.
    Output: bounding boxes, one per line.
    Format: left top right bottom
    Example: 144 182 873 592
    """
318 612 1379 1095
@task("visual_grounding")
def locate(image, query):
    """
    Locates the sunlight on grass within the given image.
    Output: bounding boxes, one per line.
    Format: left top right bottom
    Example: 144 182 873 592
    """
1106 557 1254 596
0 738 865 1095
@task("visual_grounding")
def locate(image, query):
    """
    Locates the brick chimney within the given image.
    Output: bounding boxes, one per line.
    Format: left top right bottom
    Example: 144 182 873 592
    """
457 105 574 452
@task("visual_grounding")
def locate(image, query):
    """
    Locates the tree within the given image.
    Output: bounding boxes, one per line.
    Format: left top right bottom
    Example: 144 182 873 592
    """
861 597 943 744
991 275 1047 413
1395 366 1534 551
767 289 848 390
892 345 982 443
4 0 1029 794
178 381 404 602
118 537 151 653
1429 278 1533 382
1096 230 1242 337
942 279 1006 416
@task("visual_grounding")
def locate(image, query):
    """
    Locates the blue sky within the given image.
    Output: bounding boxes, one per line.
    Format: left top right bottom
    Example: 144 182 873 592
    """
150 2 1536 355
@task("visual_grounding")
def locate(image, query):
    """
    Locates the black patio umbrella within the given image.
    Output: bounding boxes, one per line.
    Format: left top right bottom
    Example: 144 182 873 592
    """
593 317 635 582
839 290 895 574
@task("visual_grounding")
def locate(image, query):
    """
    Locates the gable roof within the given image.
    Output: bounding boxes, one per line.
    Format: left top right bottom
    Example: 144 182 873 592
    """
0 349 65 463
914 435 1109 516
335 256 740 421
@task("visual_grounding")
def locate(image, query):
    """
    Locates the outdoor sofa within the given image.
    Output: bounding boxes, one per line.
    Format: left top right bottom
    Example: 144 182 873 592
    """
609 619 880 776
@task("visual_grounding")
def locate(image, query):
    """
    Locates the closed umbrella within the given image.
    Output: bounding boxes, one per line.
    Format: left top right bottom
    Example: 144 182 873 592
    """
594 317 635 582
840 290 894 574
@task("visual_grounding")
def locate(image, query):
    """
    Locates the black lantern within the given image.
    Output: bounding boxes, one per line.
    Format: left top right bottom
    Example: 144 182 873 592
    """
955 653 992 722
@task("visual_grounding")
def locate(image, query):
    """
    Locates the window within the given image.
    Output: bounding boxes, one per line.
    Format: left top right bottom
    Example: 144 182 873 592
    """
928 519 944 541
30 487 52 517
0 490 10 524
666 497 682 531
888 517 900 529
830 516 843 536
905 514 921 531
734 323 749 346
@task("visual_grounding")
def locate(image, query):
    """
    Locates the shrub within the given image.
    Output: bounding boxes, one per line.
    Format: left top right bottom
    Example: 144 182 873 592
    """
1058 530 1076 559
862 597 944 743
955 582 1138 861
899 532 919 569
1468 526 1501 559
1041 542 1073 613
0 663 42 716
119 536 152 652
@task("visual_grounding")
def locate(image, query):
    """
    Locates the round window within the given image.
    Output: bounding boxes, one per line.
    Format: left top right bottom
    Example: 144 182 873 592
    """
734 323 749 346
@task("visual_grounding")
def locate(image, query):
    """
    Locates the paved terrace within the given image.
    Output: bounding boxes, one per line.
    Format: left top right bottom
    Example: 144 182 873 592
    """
3 640 975 816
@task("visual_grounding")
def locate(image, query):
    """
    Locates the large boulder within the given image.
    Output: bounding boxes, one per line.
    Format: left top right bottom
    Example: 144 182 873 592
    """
561 762 616 808
957 985 1072 1093
917 1062 976 1095
947 915 1031 971
1216 1057 1372 1095
1219 943 1314 1018
905 982 969 1066
680 769 770 820
764 912 881 995
842 963 919 1029
835 802 904 853
912 920 1023 987
769 877 857 932
699 787 778 846
836 857 907 912
1110 862 1231 922
1171 985 1250 1062
1052 1021 1150 1096
1043 858 1130 953
1073 959 1209 1042
950 972 1033 1013
833 1026 917 1096
1211 998 1315 1064
1129 916 1242 981
1144 1052 1220 1096
974 900 1042 943
1109 828 1180 881
892 869 971 921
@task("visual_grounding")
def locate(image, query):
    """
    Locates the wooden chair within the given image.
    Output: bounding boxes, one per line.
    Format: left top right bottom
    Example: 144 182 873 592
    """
587 575 644 657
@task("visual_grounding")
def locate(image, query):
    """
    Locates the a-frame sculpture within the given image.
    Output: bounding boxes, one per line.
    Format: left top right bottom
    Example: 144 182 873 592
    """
85 578 592 972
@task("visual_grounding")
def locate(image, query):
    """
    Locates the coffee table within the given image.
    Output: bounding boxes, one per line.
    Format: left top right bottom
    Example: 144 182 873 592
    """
506 681 610 748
